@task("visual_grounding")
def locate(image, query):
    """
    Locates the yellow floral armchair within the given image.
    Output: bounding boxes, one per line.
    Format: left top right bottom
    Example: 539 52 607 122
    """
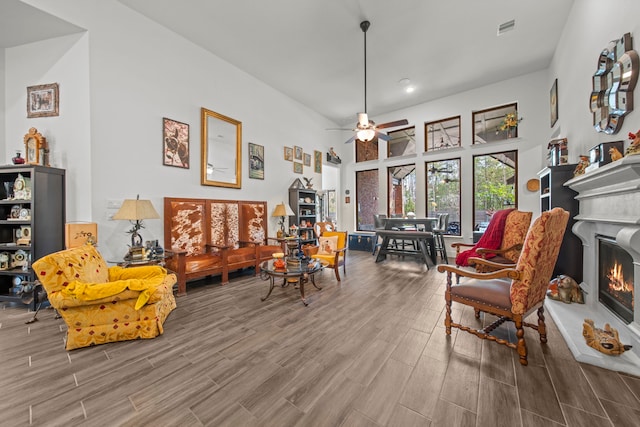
32 245 177 350
303 230 347 281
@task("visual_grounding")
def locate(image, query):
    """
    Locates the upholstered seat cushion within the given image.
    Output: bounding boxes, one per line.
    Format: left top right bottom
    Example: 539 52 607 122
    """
449 278 512 311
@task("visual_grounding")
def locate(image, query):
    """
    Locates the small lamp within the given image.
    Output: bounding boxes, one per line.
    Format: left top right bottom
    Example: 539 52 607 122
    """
272 202 294 238
112 195 160 247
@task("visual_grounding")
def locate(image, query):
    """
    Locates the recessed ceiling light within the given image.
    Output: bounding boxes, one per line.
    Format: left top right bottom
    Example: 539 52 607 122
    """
405 86 415 93
498 19 515 36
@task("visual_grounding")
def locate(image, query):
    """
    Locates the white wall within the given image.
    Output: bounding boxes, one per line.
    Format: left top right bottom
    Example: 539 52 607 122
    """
8 0 338 260
549 0 640 157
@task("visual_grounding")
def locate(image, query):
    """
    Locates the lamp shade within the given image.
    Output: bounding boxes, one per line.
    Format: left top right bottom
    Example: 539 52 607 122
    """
272 202 294 217
357 128 376 142
112 197 160 221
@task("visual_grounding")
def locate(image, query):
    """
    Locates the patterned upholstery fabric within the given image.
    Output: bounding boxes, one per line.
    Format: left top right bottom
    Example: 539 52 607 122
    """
510 208 569 314
501 210 533 262
310 231 346 267
32 245 176 350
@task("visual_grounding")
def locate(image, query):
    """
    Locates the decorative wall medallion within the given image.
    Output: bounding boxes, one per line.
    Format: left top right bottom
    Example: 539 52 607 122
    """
590 33 639 134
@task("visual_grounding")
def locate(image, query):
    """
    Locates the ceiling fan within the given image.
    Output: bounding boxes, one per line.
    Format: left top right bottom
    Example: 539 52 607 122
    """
428 165 454 174
332 20 408 144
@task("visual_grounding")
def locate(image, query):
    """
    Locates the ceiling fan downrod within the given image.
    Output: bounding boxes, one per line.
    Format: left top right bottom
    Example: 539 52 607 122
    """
361 20 370 117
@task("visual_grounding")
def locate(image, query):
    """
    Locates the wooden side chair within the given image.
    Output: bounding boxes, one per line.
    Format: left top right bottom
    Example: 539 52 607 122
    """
313 221 335 239
437 208 569 365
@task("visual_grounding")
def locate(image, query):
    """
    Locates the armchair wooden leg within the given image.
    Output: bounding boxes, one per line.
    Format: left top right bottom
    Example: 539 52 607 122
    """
537 306 547 343
515 317 528 366
334 265 341 281
444 273 453 335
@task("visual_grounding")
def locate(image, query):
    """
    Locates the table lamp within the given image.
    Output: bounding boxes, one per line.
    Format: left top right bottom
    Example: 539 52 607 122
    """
272 202 294 238
112 195 160 247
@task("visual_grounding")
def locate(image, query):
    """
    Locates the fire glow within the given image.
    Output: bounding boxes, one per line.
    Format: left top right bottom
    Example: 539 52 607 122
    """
607 261 634 307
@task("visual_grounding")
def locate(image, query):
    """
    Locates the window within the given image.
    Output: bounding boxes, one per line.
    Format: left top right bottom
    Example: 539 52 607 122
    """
356 139 378 162
426 158 461 235
473 150 518 230
472 103 519 144
387 126 416 157
387 164 416 217
356 169 379 231
425 116 461 151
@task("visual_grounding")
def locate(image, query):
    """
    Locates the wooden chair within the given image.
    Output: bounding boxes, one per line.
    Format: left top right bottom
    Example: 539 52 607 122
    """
437 208 569 365
303 229 347 281
452 209 532 272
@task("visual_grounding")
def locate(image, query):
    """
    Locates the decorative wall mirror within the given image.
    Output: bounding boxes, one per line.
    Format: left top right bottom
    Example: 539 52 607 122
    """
201 108 242 188
425 116 461 151
472 103 519 144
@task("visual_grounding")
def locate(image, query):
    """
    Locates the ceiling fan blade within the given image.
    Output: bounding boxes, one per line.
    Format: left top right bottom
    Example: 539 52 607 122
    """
376 119 409 130
377 132 391 141
344 135 357 144
326 128 353 131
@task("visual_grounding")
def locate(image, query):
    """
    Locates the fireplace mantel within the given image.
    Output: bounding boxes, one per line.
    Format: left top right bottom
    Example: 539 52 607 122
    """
546 155 640 376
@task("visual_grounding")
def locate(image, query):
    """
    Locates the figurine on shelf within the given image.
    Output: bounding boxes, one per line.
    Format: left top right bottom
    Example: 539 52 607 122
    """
303 177 313 189
573 155 590 176
625 130 640 156
329 147 340 160
609 146 624 162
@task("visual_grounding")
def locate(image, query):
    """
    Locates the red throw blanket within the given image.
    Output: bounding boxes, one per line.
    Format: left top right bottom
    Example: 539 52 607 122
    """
455 208 514 266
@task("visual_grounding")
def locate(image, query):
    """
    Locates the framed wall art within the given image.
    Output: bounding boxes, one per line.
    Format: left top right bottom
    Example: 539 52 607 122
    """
314 150 322 173
425 116 461 151
550 78 558 128
304 153 311 167
294 162 303 174
294 146 303 161
248 142 265 179
27 83 59 118
163 117 189 168
284 146 293 161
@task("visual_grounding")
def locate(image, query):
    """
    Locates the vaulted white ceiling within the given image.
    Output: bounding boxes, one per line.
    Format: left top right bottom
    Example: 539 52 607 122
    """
2 0 575 127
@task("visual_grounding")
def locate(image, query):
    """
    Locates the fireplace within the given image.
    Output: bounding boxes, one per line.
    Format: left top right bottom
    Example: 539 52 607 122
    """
544 155 640 376
597 235 634 324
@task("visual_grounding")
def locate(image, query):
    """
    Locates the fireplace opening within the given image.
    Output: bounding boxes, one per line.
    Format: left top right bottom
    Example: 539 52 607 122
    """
598 235 634 324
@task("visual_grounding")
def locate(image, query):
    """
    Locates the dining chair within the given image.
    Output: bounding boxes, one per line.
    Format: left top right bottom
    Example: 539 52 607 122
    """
432 213 449 263
437 208 569 365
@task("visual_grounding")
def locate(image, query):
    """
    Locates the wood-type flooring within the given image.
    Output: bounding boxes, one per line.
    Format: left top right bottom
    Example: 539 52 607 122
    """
1 250 639 426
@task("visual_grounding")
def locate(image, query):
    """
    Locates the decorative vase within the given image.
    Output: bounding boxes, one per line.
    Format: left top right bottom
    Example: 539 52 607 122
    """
12 151 25 165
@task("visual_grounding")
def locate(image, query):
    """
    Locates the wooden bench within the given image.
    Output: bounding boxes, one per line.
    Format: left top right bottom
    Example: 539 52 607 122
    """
374 229 436 268
164 197 282 295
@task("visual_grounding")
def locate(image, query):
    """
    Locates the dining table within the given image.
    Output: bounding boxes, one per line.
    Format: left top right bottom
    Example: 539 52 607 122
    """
374 217 438 266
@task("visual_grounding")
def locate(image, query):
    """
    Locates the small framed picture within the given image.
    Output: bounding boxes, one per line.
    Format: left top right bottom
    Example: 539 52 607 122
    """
163 118 189 168
304 153 311 167
294 146 303 161
248 142 264 179
293 162 303 174
284 146 293 161
27 83 59 118
314 150 322 173
550 78 558 128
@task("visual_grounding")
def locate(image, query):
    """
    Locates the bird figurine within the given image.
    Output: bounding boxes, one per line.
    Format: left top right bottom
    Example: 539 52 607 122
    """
626 130 640 156
303 177 313 189
573 155 590 176
609 146 623 162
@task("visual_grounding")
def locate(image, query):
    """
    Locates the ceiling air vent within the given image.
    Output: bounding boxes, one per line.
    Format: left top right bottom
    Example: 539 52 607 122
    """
498 19 515 36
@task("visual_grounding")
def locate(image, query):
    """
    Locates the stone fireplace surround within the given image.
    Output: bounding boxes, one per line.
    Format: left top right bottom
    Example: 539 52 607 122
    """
546 155 640 376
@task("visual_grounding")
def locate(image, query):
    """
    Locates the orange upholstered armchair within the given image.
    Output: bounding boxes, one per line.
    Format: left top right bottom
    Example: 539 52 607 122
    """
452 209 532 272
437 208 569 365
303 225 347 281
